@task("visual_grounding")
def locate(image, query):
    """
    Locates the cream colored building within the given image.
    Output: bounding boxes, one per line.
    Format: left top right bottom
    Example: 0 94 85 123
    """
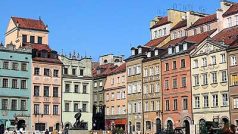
5 17 48 48
190 38 229 133
59 53 93 130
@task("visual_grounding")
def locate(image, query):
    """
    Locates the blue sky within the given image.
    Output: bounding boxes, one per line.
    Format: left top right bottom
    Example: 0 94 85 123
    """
0 0 236 60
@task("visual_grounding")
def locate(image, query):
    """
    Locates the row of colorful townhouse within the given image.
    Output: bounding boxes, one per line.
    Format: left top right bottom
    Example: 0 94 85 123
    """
0 17 94 133
125 1 238 134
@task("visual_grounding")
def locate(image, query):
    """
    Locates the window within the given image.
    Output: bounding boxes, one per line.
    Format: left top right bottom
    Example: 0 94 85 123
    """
44 86 49 97
173 61 177 69
111 78 114 85
44 68 50 76
151 101 155 111
136 122 141 131
65 84 70 93
53 105 58 115
182 77 186 87
35 123 45 131
194 59 198 68
156 101 160 111
221 54 226 63
117 105 121 114
195 96 200 108
34 86 40 96
64 68 68 75
213 94 218 107
183 98 188 110
22 35 27 43
80 69 84 76
194 75 199 86
211 56 216 65
134 103 137 113
38 37 42 44
21 63 27 71
173 32 177 39
94 82 97 87
117 92 121 100
231 56 237 66
231 74 238 86
3 61 9 69
149 67 154 76
174 99 177 111
211 72 217 84
181 59 185 68
166 100 170 111
202 73 208 85
236 15 238 26
74 85 79 93
136 66 141 74
34 104 39 114
12 79 18 89
74 103 79 112
145 102 149 112
173 78 177 89
21 100 26 110
111 92 115 100
65 103 70 112
222 71 227 82
2 99 8 110
12 62 18 70
30 36 35 43
234 98 238 108
21 80 27 89
44 104 49 115
111 106 114 115
11 100 17 110
159 29 162 36
165 63 169 71
204 95 209 108
34 68 40 75
83 85 87 94
222 94 228 106
165 80 169 90
3 78 8 88
207 24 211 31
146 121 151 130
155 83 159 92
53 87 58 97
99 81 103 86
53 70 59 77
228 17 232 27
150 84 154 93
194 29 197 35
200 26 204 33
154 31 158 38
202 57 207 67
163 28 166 35
72 69 76 75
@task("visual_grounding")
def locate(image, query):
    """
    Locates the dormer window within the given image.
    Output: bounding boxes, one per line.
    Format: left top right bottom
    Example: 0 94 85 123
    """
193 29 197 35
183 43 187 51
131 49 135 56
154 31 158 38
155 50 158 56
138 48 142 54
147 52 151 58
168 47 172 55
179 45 183 51
175 45 179 53
173 32 177 39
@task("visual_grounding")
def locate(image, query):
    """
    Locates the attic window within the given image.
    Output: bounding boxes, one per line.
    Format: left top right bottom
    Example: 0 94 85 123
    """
155 50 158 56
114 59 120 62
183 43 188 51
168 48 172 55
131 49 135 56
147 52 151 57
104 60 108 64
138 48 142 54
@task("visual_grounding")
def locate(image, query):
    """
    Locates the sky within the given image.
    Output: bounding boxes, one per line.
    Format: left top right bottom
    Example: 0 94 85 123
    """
0 0 237 61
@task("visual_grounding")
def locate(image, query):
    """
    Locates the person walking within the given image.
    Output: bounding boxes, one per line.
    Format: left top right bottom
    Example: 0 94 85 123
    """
45 129 49 134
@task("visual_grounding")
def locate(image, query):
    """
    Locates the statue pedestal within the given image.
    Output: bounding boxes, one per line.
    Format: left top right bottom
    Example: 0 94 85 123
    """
68 130 89 134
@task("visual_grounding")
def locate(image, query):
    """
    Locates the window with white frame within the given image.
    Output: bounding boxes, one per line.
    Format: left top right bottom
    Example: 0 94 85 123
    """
151 101 155 111
155 83 159 92
222 71 227 82
182 77 186 87
173 99 178 110
99 81 103 86
136 65 141 74
111 92 115 100
156 101 160 111
134 103 137 113
166 100 170 111
111 106 114 115
231 56 237 66
221 54 226 63
194 59 198 68
202 73 208 85
154 31 158 38
211 56 216 65
145 101 149 112
132 84 136 93
213 94 218 107
211 72 217 84
144 68 148 77
150 84 154 93
149 67 154 76
194 75 199 86
163 28 166 35
155 66 159 75
117 105 121 114
117 92 121 100
138 102 142 113
159 29 162 37
111 78 114 85
122 105 126 114
183 98 188 110
106 107 110 115
128 103 132 113
195 96 200 108
94 94 97 102
228 17 232 27
203 95 209 108
222 94 228 106
144 85 148 94
165 80 169 90
202 57 207 67
128 85 132 94
234 98 238 108
137 83 141 93
94 82 97 87
235 15 238 26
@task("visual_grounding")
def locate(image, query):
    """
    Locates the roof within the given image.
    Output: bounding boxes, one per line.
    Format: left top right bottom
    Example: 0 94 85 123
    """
11 16 48 31
145 35 169 47
223 3 238 17
92 63 118 78
162 37 187 48
170 19 187 31
110 63 126 75
33 57 62 64
189 14 217 28
213 26 238 46
185 29 217 44
24 43 51 52
150 16 171 29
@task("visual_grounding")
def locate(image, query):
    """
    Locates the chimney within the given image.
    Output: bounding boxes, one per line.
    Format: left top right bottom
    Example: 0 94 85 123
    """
220 0 233 13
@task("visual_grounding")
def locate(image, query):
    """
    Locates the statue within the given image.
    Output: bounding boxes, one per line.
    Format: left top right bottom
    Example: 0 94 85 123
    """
72 109 87 130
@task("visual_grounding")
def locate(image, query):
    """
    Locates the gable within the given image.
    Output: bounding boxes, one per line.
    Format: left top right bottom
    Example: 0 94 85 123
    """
5 18 17 35
190 39 227 57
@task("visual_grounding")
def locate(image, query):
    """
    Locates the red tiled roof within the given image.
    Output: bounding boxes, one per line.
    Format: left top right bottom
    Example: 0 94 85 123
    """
111 63 126 74
150 16 171 29
189 14 217 28
92 63 118 78
170 19 187 31
185 29 217 44
33 57 62 64
213 26 238 46
24 43 51 52
145 35 169 47
162 37 187 48
223 3 238 17
11 16 48 31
